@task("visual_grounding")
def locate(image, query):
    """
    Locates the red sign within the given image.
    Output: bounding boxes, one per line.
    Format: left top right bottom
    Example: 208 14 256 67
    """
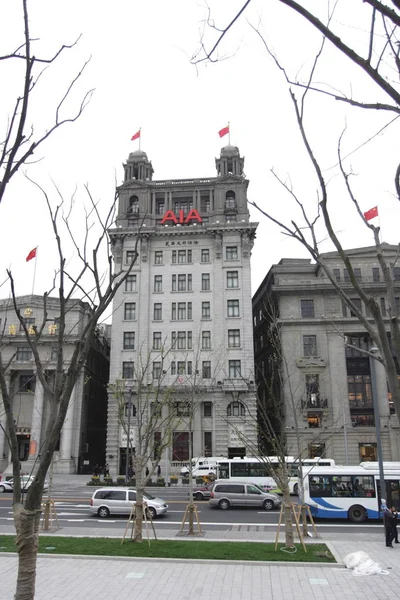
160 209 202 225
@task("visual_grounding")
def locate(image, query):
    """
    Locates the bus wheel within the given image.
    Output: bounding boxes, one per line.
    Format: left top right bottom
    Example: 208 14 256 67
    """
348 505 367 523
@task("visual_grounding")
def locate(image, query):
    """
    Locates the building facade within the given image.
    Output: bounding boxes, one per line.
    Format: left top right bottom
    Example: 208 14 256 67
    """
253 245 400 465
0 295 110 474
106 146 258 476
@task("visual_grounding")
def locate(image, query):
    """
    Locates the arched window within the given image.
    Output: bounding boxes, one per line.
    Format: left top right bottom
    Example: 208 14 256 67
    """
128 195 139 215
125 402 136 417
225 190 236 211
227 401 245 417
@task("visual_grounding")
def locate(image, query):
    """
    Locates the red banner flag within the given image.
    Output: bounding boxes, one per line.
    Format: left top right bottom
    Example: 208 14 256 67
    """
26 248 37 262
364 206 378 221
218 125 229 138
131 130 141 141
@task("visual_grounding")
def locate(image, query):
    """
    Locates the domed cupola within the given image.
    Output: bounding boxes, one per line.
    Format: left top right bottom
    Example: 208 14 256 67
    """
123 150 154 182
215 145 244 176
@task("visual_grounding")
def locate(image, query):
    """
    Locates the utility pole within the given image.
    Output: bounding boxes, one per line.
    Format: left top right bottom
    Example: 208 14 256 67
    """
125 387 132 483
370 348 386 504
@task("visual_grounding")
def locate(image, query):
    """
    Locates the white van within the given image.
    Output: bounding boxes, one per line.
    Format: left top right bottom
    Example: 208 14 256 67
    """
180 456 226 476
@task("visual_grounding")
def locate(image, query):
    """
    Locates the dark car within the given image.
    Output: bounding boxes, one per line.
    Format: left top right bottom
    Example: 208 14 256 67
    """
189 484 212 501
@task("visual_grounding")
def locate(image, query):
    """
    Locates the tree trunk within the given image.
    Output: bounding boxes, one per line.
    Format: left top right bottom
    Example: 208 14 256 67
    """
14 504 41 600
281 488 294 548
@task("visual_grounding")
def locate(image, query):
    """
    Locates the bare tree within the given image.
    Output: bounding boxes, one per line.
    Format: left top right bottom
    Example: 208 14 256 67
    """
0 0 93 206
0 185 140 600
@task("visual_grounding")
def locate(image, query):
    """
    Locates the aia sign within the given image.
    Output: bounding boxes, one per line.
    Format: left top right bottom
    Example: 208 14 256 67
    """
160 209 202 225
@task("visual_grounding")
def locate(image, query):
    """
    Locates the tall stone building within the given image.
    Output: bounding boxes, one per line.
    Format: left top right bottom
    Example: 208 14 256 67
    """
106 146 258 476
253 245 400 464
0 295 110 474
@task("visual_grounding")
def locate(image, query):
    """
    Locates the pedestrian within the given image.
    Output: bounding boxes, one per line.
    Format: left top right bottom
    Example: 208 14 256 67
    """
157 464 161 478
93 464 99 477
391 506 399 543
105 463 110 477
145 466 150 478
382 499 395 547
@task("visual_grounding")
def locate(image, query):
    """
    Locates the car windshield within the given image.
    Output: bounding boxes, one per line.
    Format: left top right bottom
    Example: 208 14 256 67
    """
143 491 155 500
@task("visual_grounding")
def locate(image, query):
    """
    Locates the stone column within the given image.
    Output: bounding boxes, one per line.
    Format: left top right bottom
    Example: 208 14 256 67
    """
27 375 45 461
0 373 11 465
60 383 77 462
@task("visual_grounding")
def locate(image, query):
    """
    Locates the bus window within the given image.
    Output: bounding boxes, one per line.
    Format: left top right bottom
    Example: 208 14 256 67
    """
309 476 331 497
353 476 375 498
218 462 229 479
231 462 248 478
332 476 353 497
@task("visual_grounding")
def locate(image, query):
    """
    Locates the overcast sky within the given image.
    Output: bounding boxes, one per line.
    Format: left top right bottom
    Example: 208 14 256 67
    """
0 0 398 317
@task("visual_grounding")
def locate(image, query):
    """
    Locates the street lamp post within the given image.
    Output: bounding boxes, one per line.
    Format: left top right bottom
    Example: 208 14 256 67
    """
369 347 386 504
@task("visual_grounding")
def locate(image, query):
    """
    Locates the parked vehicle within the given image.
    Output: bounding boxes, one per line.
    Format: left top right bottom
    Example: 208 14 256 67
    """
180 456 226 476
209 480 281 511
0 475 48 493
89 487 168 519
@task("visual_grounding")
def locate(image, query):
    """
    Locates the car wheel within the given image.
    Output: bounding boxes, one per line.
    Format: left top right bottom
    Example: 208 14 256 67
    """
219 499 230 510
263 499 274 511
0 485 5 493
348 505 367 523
194 492 203 501
97 506 110 518
293 484 299 496
146 506 157 520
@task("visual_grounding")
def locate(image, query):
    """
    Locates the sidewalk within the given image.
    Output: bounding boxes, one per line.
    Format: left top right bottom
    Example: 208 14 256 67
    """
1 527 399 599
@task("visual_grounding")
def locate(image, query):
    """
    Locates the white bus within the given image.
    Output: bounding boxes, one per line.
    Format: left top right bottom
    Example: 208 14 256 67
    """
303 462 400 522
216 456 335 494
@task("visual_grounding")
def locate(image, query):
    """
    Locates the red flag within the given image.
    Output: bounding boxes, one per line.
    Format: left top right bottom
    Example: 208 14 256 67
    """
131 130 141 141
26 248 37 262
364 206 378 221
218 125 229 138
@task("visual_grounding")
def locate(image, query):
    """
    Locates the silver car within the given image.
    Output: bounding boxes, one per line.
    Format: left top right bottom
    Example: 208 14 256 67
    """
90 487 168 519
209 480 281 511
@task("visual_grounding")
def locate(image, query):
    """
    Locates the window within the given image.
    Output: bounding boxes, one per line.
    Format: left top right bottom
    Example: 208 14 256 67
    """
172 331 192 350
177 361 186 375
393 267 400 281
372 267 380 282
225 190 236 210
359 443 377 462
227 401 245 416
124 302 136 320
226 246 238 260
202 331 211 349
202 301 211 318
201 249 210 263
124 401 136 417
172 302 192 320
154 275 163 293
351 414 375 427
380 297 386 316
19 375 35 393
155 198 165 215
201 273 210 291
172 432 190 461
307 415 321 428
153 431 162 461
16 347 32 361
154 251 163 265
153 362 162 379
309 443 325 459
202 361 211 379
174 402 190 416
204 432 212 457
354 268 362 282
203 402 212 417
333 269 340 282
125 274 137 292
122 361 134 379
228 329 240 348
227 299 239 317
123 332 135 350
172 274 192 292
126 250 136 265
305 374 320 407
173 198 193 212
128 195 139 214
303 335 317 357
348 374 372 408
172 249 192 264
153 332 162 350
226 271 239 289
153 303 162 321
300 299 315 318
171 361 176 375
349 298 362 317
200 195 210 213
229 360 241 379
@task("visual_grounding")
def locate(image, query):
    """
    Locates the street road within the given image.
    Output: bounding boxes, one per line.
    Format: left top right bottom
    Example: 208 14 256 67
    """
0 481 384 536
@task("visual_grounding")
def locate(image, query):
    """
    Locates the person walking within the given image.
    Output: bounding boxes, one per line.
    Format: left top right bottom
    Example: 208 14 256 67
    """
382 499 395 547
157 464 161 478
145 466 150 478
391 506 399 543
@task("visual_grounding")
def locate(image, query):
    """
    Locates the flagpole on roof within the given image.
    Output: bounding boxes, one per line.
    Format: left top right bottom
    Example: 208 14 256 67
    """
139 128 141 150
31 247 38 296
228 122 230 145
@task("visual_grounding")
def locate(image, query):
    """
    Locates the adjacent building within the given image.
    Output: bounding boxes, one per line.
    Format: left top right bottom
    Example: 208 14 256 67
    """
253 245 400 464
106 146 258 475
0 295 110 474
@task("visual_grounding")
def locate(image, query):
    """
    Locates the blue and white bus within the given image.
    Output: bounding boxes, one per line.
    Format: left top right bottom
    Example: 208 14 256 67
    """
303 462 400 522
